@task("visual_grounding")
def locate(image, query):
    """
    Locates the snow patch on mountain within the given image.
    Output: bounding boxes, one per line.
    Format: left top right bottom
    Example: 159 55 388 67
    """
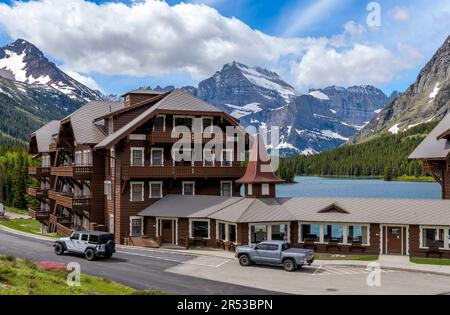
300 147 318 156
388 123 400 134
225 103 262 119
321 130 349 141
429 82 440 100
309 90 330 100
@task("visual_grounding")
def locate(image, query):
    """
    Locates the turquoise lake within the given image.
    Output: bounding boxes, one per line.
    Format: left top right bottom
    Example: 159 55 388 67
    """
276 176 442 199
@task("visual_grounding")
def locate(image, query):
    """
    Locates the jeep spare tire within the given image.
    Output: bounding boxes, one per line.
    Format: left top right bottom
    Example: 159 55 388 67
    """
54 243 64 255
85 248 96 261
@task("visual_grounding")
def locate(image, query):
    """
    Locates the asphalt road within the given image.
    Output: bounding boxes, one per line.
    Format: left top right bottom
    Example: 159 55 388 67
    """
0 228 275 295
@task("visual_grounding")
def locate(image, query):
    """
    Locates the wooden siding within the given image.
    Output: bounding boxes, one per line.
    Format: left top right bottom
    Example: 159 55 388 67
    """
122 166 246 180
28 167 51 177
445 161 450 199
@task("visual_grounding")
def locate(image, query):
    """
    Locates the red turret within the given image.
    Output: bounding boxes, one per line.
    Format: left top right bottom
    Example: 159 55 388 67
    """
237 134 284 198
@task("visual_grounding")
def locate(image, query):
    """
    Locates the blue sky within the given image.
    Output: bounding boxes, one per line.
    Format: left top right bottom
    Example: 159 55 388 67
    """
0 0 449 96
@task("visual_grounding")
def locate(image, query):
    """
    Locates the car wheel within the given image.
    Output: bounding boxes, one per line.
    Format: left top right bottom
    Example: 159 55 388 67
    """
283 259 296 272
85 248 96 261
54 243 64 255
239 255 252 267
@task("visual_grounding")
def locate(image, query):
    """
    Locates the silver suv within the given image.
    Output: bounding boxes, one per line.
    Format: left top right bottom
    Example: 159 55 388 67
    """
54 231 115 261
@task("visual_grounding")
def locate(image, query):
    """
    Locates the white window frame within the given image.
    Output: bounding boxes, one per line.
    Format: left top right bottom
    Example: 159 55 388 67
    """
108 118 114 135
248 222 291 244
104 180 112 201
149 181 163 199
130 216 144 237
261 184 270 196
130 181 144 202
130 147 145 166
151 148 164 166
189 218 211 239
201 116 214 132
203 149 215 167
172 147 194 166
216 220 237 243
173 115 194 129
419 226 450 250
182 181 195 196
75 151 82 166
83 150 92 166
153 115 166 132
220 181 233 197
221 149 233 167
110 148 115 169
298 222 371 246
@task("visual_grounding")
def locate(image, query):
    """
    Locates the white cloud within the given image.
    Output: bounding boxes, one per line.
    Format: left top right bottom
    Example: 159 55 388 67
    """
290 43 420 89
0 0 430 92
390 6 410 22
60 67 102 92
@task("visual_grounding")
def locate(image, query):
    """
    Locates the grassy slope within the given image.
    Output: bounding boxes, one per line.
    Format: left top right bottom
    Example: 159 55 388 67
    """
0 255 165 295
0 218 57 238
410 257 450 266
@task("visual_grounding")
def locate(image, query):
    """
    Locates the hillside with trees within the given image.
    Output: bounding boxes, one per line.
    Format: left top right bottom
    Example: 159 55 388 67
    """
280 122 438 180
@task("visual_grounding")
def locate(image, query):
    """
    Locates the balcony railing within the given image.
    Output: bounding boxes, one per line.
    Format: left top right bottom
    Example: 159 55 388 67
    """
48 190 92 211
51 166 93 178
150 131 228 144
28 208 50 222
27 187 49 199
121 165 246 180
28 167 51 177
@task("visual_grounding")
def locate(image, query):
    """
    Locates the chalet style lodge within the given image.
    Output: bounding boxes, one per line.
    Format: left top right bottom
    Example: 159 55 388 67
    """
28 88 450 258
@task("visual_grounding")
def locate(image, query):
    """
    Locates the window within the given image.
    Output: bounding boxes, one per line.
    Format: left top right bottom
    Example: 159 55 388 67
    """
89 234 99 244
151 148 164 166
131 148 144 166
271 224 288 241
347 225 368 244
149 182 163 199
261 184 270 196
173 147 193 166
70 233 80 240
190 220 210 238
130 182 144 202
251 224 268 243
104 181 112 201
229 224 237 243
42 155 51 167
221 149 233 166
109 214 114 234
301 224 321 242
247 184 253 196
75 151 82 166
203 149 215 166
324 224 344 243
182 181 195 196
81 234 88 241
110 148 115 169
83 150 92 166
153 115 165 132
174 116 193 130
422 228 445 248
221 181 232 197
202 117 213 132
130 217 143 236
108 118 113 135
218 222 226 241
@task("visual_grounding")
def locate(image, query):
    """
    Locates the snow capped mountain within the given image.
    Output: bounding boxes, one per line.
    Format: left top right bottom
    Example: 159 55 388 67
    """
0 39 103 102
186 62 390 156
352 35 450 143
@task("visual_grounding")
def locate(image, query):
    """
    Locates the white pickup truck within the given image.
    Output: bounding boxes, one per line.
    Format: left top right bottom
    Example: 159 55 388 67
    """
235 240 314 272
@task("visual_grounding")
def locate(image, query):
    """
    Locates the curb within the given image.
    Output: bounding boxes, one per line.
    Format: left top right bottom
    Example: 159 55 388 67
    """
0 224 55 242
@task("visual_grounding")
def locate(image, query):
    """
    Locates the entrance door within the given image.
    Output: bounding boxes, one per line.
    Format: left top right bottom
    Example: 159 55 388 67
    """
161 220 173 244
387 226 402 254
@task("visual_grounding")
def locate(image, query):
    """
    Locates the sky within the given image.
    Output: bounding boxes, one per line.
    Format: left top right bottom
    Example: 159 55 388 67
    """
0 0 449 96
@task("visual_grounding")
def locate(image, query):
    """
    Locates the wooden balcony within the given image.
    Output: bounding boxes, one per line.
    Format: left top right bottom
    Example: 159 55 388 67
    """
27 187 49 199
150 131 228 144
28 167 51 177
28 208 50 222
55 222 73 237
48 190 92 211
121 165 246 180
51 166 93 179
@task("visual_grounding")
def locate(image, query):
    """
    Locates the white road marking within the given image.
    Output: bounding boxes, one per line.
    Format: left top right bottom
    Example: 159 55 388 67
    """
117 250 231 268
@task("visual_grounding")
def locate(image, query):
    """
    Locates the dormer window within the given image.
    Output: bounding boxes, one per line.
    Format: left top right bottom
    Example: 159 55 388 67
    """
174 116 193 130
153 115 166 132
130 148 144 166
202 117 213 132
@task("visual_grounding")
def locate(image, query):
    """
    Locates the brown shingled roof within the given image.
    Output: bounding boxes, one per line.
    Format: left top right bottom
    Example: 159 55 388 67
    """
236 134 285 184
